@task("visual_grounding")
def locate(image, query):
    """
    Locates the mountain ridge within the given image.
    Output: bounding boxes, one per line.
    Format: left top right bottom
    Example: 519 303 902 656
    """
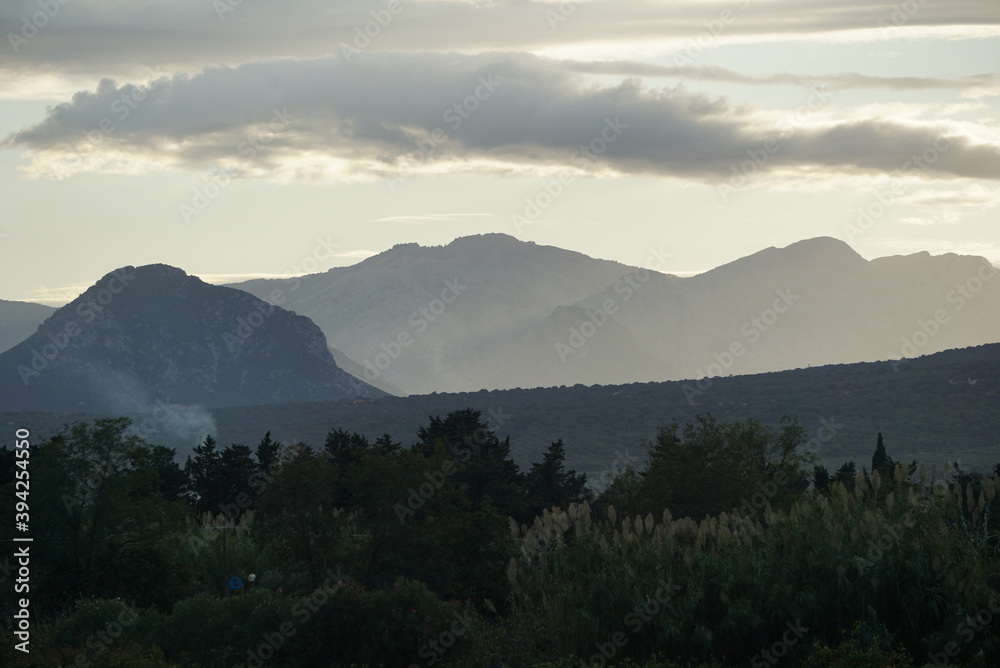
230 234 1000 393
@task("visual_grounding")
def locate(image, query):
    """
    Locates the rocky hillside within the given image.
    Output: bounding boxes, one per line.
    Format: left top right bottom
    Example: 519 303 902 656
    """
0 265 381 413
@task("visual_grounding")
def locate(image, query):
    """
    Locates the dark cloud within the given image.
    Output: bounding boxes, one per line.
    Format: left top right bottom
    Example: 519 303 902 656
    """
6 53 1000 182
1 0 997 80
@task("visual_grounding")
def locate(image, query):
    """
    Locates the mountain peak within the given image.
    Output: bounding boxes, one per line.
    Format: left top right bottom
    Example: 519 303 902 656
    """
702 236 866 281
447 232 522 246
784 236 858 254
781 236 868 268
383 233 526 256
76 264 195 301
132 263 191 278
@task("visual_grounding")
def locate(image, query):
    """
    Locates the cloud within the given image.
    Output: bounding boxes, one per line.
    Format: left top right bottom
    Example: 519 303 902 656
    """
892 184 1000 227
5 52 1000 184
565 62 1000 96
898 184 1000 208
1 0 997 87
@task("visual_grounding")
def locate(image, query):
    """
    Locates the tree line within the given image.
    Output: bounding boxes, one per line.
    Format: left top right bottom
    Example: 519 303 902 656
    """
0 410 997 666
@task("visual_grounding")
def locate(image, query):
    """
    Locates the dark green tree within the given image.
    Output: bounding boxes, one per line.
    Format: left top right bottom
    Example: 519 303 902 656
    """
254 444 346 586
594 464 643 519
813 464 831 493
255 430 281 472
869 433 917 499
217 443 259 521
834 460 858 491
416 408 527 521
872 432 890 478
185 434 225 514
525 439 589 517
324 428 370 506
134 444 187 502
324 428 369 468
348 437 512 602
641 414 814 520
372 433 402 455
22 419 190 609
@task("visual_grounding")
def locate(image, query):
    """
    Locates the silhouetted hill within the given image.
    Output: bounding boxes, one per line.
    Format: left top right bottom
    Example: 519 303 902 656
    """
0 298 55 354
0 265 381 414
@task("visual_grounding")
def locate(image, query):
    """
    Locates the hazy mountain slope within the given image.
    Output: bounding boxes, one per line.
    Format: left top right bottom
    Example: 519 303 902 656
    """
869 250 1000 352
232 233 637 393
561 238 897 379
0 265 381 413
231 234 1000 394
557 238 1000 381
328 345 406 396
0 299 56 354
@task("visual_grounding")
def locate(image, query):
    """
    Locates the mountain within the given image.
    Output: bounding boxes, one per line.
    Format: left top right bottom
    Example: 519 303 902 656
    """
0 265 381 413
0 299 56 354
231 234 1000 393
231 233 638 394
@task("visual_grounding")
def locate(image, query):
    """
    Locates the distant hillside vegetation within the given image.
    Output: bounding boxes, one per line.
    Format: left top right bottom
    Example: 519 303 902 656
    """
4 343 997 475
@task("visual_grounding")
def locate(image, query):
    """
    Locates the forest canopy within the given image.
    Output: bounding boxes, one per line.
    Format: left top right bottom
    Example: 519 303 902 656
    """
1 411 997 667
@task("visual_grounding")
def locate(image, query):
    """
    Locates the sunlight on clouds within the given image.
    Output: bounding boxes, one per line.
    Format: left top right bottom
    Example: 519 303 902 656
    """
241 152 373 185
0 72 99 102
898 184 1000 208
0 63 178 102
832 25 1000 44
15 148 178 179
533 25 1000 63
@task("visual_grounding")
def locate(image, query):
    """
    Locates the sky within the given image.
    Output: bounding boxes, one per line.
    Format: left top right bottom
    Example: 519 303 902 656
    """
1 0 998 306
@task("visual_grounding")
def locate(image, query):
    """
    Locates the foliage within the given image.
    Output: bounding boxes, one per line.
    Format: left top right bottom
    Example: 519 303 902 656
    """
804 621 914 667
525 439 591 518
0 418 191 610
505 470 1000 665
640 414 815 520
293 576 481 667
1 411 997 667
